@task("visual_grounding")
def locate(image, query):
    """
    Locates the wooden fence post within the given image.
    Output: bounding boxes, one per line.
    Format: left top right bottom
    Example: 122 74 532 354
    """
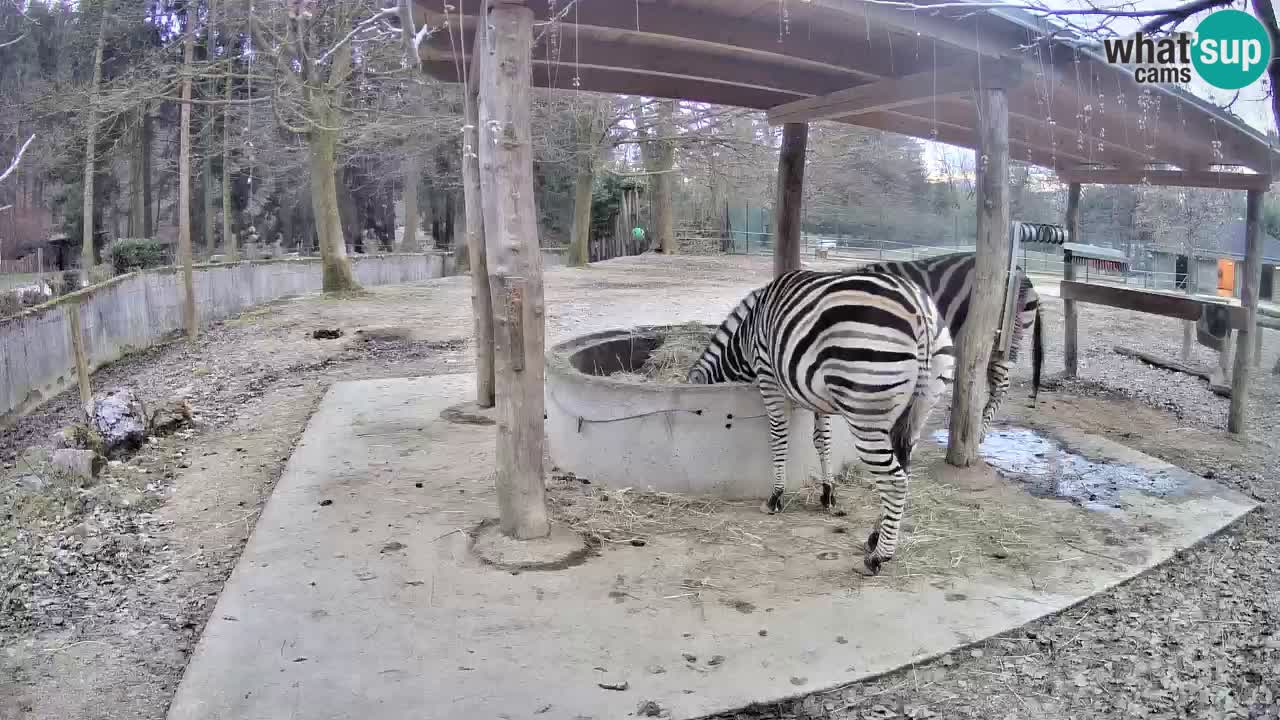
1228 188 1264 433
478 0 550 540
947 83 1012 467
66 302 92 414
1063 182 1081 377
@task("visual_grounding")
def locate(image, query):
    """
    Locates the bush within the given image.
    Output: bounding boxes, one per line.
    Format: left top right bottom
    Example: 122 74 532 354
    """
107 238 169 274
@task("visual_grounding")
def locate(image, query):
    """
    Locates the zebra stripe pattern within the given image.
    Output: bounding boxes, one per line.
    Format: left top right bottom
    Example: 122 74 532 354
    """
857 252 1044 435
687 270 955 576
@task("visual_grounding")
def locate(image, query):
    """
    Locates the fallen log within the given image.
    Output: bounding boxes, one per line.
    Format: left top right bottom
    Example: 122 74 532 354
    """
1113 345 1232 398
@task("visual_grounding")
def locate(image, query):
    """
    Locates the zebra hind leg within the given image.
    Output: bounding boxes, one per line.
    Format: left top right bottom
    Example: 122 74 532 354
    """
848 426 910 577
982 352 1012 437
812 412 836 510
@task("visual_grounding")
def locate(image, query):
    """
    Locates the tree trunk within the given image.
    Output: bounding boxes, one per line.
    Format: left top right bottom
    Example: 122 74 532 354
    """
222 72 236 260
568 164 594 266
947 87 1011 467
773 122 807 277
81 6 109 277
463 43 494 407
179 10 197 342
401 151 421 251
652 100 677 254
142 111 154 238
568 105 600 267
128 112 145 238
309 126 360 292
202 140 216 256
478 0 550 541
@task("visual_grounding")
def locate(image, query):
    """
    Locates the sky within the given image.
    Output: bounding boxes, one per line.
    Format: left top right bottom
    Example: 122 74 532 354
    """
922 0 1277 177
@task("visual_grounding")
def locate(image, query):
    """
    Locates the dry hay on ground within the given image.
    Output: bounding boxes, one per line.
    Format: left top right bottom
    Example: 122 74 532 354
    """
609 322 713 384
546 447 1125 593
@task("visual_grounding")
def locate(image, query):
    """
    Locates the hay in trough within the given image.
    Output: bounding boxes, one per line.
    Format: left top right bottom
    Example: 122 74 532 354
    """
610 322 713 384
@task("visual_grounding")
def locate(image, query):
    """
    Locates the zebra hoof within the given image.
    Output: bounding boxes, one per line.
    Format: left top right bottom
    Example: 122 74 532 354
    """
820 483 835 510
853 554 883 577
762 490 784 515
864 530 880 554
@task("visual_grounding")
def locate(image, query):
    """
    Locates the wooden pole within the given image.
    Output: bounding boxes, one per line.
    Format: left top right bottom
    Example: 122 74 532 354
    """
1063 183 1081 377
773 122 808 277
1228 188 1265 433
946 85 1011 467
478 0 550 540
66 303 92 414
462 38 495 408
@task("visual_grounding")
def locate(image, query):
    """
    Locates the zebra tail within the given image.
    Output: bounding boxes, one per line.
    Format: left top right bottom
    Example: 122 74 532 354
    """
890 311 933 473
1032 303 1044 402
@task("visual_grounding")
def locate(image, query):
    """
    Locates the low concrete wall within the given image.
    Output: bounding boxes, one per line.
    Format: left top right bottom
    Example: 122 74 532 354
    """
544 326 860 499
1 253 452 425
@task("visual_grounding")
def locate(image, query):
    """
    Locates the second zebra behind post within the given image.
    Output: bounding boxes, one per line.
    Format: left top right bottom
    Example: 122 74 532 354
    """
687 270 955 576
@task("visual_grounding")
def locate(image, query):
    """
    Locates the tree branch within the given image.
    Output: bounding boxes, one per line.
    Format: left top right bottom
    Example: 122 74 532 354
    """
316 6 398 65
1252 0 1280 136
0 134 35 185
1138 0 1234 33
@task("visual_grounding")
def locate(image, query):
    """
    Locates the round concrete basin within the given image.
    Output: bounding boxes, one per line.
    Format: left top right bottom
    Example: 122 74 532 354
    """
544 325 861 499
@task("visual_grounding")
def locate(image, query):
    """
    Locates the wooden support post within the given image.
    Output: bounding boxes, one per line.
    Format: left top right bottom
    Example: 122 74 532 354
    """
462 39 495 408
1228 188 1265 434
947 85 1011 467
66 302 92 414
478 0 550 540
1062 183 1081 377
774 122 807 277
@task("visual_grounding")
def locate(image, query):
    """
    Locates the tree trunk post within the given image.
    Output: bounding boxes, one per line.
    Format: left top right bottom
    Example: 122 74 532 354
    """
1063 182 1081 377
947 85 1012 468
774 122 808 277
463 40 495 409
1228 188 1265 434
478 0 550 540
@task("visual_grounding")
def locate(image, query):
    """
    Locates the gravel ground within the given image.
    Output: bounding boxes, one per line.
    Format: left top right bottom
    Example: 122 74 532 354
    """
1 253 1276 720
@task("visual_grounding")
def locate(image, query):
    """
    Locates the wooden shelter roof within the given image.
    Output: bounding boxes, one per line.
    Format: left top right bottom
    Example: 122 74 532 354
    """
417 0 1280 178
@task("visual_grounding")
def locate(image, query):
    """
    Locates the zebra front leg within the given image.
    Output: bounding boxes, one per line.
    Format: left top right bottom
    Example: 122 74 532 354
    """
812 412 835 510
758 379 790 514
852 429 909 576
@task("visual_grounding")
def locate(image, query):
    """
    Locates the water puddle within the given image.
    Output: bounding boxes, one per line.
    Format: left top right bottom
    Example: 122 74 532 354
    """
930 427 1187 512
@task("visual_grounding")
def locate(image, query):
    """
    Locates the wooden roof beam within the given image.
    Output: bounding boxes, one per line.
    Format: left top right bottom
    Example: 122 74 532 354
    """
416 0 933 82
1059 167 1273 190
766 59 1023 126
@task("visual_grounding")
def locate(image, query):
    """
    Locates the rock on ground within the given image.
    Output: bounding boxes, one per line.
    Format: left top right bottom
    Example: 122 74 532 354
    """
85 387 148 459
50 449 104 484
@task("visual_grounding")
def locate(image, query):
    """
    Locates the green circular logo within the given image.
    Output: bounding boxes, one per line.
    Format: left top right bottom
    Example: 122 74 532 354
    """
1192 9 1272 90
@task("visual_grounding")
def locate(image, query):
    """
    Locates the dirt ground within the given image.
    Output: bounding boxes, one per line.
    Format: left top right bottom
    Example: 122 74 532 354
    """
1 254 1277 720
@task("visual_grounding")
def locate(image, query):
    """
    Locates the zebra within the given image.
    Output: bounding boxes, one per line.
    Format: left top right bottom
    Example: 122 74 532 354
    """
686 270 955 576
856 252 1044 435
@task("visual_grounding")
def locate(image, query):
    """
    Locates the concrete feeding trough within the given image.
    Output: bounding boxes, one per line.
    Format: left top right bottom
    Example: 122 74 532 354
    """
544 324 861 498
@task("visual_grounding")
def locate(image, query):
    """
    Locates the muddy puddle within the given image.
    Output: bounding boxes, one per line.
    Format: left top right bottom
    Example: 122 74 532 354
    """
931 427 1189 511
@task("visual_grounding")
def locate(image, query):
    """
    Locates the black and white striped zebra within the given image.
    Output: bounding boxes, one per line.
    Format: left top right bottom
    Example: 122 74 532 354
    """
687 270 955 576
857 252 1044 434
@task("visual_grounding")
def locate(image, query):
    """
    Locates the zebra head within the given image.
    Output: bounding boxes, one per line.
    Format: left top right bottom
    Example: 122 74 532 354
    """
686 289 761 384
